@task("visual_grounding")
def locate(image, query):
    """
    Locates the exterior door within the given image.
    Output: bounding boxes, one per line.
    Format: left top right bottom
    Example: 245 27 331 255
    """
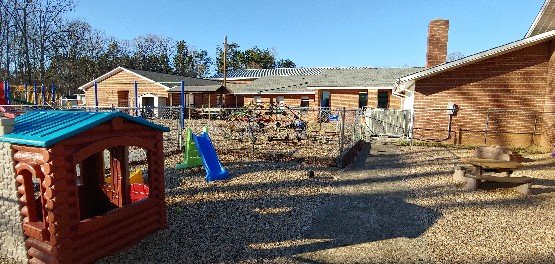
117 91 129 107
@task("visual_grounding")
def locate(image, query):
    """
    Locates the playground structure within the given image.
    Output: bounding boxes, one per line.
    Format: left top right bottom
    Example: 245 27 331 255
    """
1 81 58 106
0 81 60 118
220 102 309 143
175 128 206 170
193 131 230 181
0 110 169 264
176 127 230 181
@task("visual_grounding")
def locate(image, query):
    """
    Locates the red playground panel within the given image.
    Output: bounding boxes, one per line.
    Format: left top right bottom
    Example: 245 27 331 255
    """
130 183 150 203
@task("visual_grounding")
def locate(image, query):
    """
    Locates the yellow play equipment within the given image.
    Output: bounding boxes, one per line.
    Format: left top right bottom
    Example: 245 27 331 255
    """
105 168 144 184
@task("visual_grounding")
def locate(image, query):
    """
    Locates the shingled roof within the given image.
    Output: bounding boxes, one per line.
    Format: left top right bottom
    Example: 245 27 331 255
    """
78 67 223 91
309 68 424 88
210 67 376 80
228 67 423 94
131 69 220 86
211 68 326 79
231 75 320 94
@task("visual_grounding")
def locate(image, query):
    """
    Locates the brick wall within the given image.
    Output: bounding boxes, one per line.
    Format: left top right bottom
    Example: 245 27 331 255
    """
0 142 27 263
83 70 169 107
542 41 555 147
414 40 552 148
330 89 362 109
224 94 245 107
426 19 449 68
312 89 398 109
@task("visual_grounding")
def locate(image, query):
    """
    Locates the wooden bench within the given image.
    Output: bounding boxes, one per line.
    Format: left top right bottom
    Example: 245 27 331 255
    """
463 173 534 195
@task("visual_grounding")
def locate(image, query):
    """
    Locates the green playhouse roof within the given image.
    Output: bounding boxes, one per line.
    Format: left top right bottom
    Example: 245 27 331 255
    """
0 110 170 147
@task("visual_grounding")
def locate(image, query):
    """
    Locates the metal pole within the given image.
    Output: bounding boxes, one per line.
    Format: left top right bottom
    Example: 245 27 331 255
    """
338 107 346 167
51 84 55 106
410 108 415 148
134 81 138 116
6 81 10 104
180 80 185 130
94 81 99 112
532 113 537 145
484 110 489 146
33 83 37 105
41 84 46 107
3 81 7 102
223 36 227 88
208 93 211 122
4 82 12 104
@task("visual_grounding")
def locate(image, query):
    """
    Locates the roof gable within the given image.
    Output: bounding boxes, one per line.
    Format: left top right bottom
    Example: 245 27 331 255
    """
526 0 555 38
0 111 169 147
395 30 555 92
78 67 221 92
131 69 221 86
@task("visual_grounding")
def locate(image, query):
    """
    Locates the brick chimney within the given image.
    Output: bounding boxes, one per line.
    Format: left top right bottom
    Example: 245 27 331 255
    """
426 19 449 68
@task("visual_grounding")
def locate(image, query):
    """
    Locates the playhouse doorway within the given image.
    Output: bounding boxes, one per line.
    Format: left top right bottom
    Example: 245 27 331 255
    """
76 145 150 220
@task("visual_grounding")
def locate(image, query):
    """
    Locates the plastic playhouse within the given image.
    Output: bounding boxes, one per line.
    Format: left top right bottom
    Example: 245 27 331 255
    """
0 110 169 264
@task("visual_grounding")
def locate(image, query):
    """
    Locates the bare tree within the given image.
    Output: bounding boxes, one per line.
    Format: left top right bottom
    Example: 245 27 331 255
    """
447 51 465 62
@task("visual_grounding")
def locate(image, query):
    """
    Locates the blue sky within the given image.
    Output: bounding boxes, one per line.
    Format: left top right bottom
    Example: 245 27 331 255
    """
70 0 543 68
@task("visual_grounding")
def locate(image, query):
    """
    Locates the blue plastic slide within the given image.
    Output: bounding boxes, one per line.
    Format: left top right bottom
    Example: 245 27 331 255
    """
192 132 230 181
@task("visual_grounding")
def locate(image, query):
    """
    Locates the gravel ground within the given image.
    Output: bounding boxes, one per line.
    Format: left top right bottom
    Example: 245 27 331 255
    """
3 137 555 264
294 138 555 264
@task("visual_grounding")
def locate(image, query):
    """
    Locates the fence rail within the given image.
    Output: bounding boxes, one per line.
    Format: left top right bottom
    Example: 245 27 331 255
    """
412 107 555 151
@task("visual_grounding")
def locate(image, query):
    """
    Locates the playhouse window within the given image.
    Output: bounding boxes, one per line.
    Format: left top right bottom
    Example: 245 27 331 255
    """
76 146 149 221
18 168 49 239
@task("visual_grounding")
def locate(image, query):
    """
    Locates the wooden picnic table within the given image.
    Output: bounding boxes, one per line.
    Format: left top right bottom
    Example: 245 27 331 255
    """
462 157 524 177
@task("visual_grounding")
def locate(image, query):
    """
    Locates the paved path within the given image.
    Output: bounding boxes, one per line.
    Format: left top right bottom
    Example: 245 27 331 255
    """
293 138 433 263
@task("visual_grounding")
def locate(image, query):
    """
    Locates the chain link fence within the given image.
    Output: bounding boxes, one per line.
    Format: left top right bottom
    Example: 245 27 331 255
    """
1 105 365 167
177 106 363 167
411 107 555 151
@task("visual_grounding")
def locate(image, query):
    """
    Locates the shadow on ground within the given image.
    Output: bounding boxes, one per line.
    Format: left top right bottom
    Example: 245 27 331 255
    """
291 194 440 254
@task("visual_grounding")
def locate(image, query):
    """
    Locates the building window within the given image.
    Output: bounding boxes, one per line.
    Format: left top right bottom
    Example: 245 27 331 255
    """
254 96 262 105
377 91 389 109
359 92 368 108
277 96 285 105
320 91 330 108
300 96 309 107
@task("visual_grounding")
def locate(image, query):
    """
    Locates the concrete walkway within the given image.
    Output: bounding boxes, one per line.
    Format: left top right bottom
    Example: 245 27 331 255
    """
293 138 434 263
